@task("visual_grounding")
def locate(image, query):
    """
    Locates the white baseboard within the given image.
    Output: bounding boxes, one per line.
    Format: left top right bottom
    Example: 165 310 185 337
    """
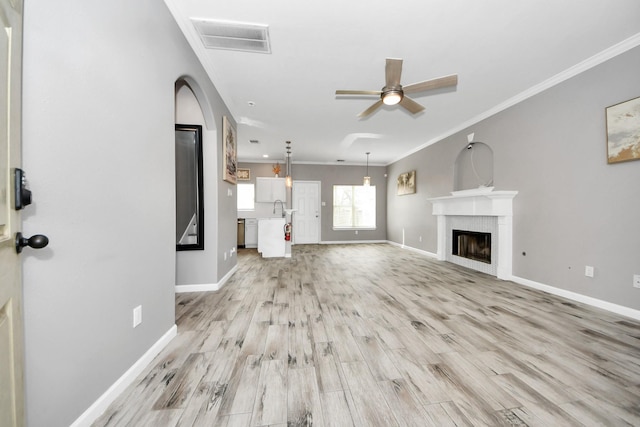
319 240 387 245
511 275 640 322
175 265 238 293
70 324 178 427
386 240 438 259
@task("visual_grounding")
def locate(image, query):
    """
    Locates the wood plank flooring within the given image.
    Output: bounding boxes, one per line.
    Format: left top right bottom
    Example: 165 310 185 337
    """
94 244 640 426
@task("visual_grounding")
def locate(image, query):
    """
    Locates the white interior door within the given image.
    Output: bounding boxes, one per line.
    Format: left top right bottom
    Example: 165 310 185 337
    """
292 181 320 244
0 1 25 426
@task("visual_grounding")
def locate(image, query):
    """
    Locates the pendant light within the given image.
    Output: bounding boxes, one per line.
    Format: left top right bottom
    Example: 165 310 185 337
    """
363 152 371 186
285 141 292 188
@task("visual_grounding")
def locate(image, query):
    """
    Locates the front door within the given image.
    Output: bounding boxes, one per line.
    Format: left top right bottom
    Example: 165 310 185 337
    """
0 1 25 425
292 181 320 244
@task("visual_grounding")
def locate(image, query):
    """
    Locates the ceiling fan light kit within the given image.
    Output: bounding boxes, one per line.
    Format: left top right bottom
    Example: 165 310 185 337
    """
382 90 402 105
336 58 458 118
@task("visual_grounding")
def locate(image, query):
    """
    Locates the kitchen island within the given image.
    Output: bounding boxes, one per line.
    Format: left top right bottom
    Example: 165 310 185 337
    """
257 218 286 258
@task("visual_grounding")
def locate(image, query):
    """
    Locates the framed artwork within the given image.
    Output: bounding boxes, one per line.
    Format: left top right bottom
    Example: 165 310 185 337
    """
606 95 640 164
223 116 237 183
237 168 250 180
397 170 416 195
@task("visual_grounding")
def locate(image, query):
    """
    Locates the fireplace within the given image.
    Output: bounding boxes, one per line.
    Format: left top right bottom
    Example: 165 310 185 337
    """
452 230 491 264
428 188 517 279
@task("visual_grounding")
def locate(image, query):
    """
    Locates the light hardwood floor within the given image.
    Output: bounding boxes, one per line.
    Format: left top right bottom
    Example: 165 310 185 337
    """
94 244 640 426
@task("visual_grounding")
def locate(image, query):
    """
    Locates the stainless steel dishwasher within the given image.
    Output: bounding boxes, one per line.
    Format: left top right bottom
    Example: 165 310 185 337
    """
237 218 245 248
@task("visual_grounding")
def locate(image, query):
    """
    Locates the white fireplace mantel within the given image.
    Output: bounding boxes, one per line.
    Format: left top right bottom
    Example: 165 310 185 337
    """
428 188 518 280
429 189 518 217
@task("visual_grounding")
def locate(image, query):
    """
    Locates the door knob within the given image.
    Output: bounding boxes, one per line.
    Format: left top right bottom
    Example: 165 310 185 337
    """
15 232 49 253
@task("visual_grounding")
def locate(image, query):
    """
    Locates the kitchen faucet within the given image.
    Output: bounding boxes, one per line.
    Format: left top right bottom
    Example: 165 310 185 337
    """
273 199 285 218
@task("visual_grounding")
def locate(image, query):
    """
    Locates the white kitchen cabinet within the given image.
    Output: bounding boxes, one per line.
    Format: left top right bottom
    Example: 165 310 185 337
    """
255 177 286 202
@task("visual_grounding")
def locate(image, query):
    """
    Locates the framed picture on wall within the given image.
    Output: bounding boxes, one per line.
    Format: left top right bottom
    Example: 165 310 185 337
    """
606 95 640 164
397 170 416 195
237 168 250 180
223 116 237 183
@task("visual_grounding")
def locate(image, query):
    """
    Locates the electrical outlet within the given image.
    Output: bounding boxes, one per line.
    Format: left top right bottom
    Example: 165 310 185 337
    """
419 236 422 242
133 305 142 328
634 274 640 288
585 266 594 278
354 230 358 235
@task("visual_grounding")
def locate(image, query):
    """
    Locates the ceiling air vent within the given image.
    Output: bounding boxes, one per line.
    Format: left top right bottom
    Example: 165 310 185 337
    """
191 19 270 54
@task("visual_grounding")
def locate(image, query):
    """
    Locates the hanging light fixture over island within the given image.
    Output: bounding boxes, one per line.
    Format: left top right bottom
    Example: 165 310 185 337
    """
363 152 371 186
285 141 292 187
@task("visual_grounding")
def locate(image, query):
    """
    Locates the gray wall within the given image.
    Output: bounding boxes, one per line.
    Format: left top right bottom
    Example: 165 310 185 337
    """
239 162 388 242
387 45 640 311
21 1 235 425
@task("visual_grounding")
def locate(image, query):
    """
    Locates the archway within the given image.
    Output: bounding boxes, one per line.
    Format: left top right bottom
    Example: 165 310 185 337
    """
174 77 219 290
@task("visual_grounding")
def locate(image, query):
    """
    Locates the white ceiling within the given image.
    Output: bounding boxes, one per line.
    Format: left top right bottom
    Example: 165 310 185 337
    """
164 0 640 166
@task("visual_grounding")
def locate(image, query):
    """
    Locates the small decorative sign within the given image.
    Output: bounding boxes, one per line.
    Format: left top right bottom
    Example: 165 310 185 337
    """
237 168 250 180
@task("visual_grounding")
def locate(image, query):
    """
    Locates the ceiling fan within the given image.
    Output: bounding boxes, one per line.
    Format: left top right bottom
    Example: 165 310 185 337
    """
336 58 458 118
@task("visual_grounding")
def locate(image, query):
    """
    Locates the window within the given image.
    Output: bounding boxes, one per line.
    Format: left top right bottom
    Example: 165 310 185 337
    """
237 184 255 211
333 185 376 229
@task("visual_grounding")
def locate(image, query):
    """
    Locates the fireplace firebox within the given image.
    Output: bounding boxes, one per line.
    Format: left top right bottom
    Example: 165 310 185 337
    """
452 230 491 264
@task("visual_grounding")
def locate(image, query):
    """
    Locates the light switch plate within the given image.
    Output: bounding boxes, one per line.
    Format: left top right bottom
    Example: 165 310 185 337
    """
133 305 142 328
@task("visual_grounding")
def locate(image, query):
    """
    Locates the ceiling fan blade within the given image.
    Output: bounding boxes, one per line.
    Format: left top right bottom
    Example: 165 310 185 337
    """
336 90 382 96
357 99 384 118
385 58 403 88
403 74 458 94
399 96 425 114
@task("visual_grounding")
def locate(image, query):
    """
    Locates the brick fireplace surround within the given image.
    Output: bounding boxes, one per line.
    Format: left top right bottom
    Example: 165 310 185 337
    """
428 188 518 280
